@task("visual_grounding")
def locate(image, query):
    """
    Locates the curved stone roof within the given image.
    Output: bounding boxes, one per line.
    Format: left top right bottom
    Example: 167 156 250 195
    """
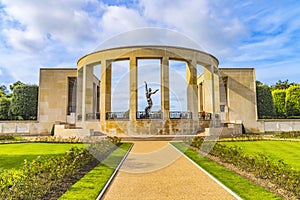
92 28 206 53
77 28 219 68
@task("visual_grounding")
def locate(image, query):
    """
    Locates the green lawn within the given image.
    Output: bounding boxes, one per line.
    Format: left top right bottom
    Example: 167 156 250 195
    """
59 143 132 200
0 143 84 170
221 141 300 170
172 142 281 200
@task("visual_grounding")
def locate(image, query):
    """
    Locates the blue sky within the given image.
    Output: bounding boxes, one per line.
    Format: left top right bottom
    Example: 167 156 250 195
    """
0 0 299 89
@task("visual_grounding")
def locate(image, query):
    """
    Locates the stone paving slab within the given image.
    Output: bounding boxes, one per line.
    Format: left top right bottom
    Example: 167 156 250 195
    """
103 141 236 200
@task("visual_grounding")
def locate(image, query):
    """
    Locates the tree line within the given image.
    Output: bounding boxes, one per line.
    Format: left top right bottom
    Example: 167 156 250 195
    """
256 79 300 119
0 81 38 120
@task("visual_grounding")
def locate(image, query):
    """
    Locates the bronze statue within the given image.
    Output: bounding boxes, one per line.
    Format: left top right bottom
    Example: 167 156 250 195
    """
144 81 159 118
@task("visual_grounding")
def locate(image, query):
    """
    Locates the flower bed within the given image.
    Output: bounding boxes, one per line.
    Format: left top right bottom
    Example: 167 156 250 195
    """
0 140 117 199
187 137 300 198
274 132 300 139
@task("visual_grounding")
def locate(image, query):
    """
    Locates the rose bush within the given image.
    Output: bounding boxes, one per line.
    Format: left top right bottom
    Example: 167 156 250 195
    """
186 137 300 198
0 140 116 199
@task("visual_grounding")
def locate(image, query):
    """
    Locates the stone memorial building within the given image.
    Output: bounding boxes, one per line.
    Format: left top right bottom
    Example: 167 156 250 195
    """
38 42 258 137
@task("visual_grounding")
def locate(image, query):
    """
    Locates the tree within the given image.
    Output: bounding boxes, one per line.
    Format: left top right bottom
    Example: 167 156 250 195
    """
272 79 298 90
10 84 38 120
0 97 11 120
0 85 8 96
9 81 25 91
285 85 300 116
256 81 276 118
272 89 286 117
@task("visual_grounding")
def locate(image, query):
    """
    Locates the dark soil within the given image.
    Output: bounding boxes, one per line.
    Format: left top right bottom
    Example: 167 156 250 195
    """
204 153 298 200
42 145 118 200
43 158 100 200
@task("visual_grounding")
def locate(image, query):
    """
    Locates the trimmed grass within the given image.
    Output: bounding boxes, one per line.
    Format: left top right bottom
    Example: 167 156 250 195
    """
221 141 300 170
59 143 132 200
171 142 281 200
0 143 84 170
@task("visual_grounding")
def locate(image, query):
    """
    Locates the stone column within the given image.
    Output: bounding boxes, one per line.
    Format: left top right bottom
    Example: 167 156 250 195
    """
76 67 83 121
210 65 216 122
161 57 170 120
129 56 137 121
100 60 112 121
186 60 198 120
198 83 203 112
81 65 87 121
85 65 94 116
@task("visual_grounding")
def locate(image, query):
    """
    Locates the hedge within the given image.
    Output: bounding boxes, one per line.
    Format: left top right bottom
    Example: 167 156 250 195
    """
256 83 276 118
272 89 286 117
285 86 300 116
0 97 11 120
10 85 38 120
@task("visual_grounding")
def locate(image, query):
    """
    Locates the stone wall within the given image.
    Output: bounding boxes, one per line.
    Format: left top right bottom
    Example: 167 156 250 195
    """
205 123 242 137
2 120 300 135
0 121 47 135
38 68 77 125
54 125 94 138
219 68 258 133
77 120 211 135
258 119 300 133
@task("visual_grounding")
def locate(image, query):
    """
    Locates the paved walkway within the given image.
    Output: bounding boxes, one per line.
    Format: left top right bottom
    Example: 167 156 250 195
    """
103 141 237 200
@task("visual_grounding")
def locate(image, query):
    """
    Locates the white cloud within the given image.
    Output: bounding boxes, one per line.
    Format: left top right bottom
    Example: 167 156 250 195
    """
0 0 299 90
99 5 148 39
140 0 247 56
0 50 40 83
2 28 45 52
1 0 102 52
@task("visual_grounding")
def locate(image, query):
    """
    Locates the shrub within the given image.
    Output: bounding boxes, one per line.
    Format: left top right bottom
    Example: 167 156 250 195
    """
29 136 82 143
286 85 300 116
106 136 122 145
272 89 286 117
0 97 11 120
186 137 300 198
10 85 38 120
189 140 300 198
256 82 276 118
188 136 204 148
286 116 300 119
0 147 92 199
0 134 15 141
274 132 300 139
0 141 116 199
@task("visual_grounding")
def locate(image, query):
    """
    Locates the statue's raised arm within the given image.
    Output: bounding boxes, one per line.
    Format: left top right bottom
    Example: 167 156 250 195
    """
144 81 148 93
152 89 159 94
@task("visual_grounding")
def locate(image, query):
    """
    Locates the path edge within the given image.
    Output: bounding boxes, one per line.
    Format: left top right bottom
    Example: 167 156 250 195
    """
96 143 134 200
170 143 242 200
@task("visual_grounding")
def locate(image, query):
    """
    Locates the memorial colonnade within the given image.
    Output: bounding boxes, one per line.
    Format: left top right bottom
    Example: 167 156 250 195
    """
76 46 219 125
